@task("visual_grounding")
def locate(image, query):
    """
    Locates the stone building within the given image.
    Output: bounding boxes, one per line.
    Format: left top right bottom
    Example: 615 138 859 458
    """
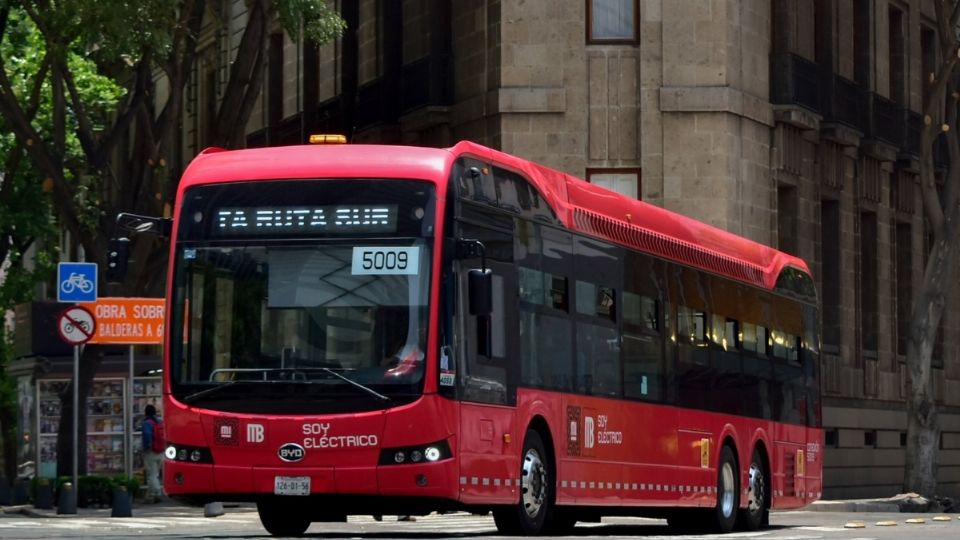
175 0 958 498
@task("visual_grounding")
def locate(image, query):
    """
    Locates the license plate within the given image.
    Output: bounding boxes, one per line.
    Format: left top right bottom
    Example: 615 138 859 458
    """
274 476 310 496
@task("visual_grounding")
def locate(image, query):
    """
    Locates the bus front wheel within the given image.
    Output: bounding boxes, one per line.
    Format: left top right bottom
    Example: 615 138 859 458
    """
493 429 554 535
712 445 740 533
257 499 311 537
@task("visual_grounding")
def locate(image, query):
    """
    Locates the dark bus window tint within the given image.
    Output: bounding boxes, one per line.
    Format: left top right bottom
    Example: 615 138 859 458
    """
803 304 821 427
492 166 559 224
623 333 662 401
548 274 568 311
576 280 595 315
710 314 739 350
742 355 773 419
742 322 758 352
519 266 567 311
576 322 621 397
519 267 544 304
495 169 528 213
678 305 707 345
623 292 658 332
520 312 573 390
576 281 615 321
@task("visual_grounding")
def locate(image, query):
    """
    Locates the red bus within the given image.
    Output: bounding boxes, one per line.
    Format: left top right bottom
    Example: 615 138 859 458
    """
159 140 821 536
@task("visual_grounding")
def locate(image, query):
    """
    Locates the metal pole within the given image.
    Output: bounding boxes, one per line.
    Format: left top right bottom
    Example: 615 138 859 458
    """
72 344 79 510
126 345 134 479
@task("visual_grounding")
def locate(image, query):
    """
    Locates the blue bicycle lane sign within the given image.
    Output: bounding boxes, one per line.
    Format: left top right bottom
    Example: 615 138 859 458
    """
57 262 98 303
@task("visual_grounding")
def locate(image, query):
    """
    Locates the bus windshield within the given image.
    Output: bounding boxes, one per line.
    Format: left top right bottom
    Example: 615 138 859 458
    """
168 179 435 413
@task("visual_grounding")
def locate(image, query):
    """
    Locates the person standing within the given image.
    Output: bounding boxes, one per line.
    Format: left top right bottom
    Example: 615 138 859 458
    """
142 405 165 503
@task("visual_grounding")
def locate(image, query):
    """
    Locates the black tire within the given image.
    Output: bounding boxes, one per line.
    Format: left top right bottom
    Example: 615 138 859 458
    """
712 445 740 533
666 510 703 532
257 499 311 537
493 429 555 535
544 509 577 534
738 447 769 531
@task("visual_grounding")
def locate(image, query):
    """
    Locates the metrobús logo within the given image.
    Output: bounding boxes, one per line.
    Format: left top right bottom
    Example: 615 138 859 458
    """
278 442 306 462
302 423 379 449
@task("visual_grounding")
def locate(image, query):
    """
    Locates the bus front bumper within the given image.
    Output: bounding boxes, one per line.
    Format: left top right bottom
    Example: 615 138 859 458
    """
163 458 459 501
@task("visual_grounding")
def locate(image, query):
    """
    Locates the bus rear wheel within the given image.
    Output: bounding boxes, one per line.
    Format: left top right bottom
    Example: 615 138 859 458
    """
712 445 740 533
739 447 768 530
257 499 311 537
493 429 554 535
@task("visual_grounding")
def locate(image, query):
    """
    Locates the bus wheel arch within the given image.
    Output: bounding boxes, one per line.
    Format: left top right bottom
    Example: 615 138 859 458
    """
493 420 559 535
739 441 771 530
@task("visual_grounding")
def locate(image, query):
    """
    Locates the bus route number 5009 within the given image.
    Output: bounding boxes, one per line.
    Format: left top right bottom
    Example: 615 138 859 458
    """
351 246 420 276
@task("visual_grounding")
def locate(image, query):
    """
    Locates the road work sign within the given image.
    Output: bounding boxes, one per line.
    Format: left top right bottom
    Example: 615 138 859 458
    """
88 297 165 345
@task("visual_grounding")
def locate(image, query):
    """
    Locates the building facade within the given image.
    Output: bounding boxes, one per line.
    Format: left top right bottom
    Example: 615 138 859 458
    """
176 0 959 498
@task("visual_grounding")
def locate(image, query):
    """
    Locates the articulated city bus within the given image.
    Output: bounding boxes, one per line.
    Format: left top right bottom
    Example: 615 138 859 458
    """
160 139 822 536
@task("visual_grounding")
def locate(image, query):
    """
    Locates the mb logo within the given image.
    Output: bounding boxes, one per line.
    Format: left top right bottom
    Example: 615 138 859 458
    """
584 416 595 449
247 423 265 443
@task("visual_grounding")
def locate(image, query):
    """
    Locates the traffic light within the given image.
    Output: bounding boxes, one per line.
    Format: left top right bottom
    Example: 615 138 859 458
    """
105 237 130 283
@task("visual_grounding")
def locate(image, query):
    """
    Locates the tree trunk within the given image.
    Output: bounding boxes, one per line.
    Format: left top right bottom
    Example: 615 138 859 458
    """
904 234 958 496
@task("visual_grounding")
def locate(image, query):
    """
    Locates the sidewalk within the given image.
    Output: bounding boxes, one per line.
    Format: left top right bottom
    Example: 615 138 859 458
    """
1 498 256 519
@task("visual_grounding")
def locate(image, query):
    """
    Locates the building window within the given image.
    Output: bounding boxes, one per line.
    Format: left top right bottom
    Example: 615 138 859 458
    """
587 0 638 44
777 185 798 255
895 223 912 358
821 199 841 348
921 26 937 92
888 5 906 104
587 168 640 199
860 211 878 354
853 0 870 87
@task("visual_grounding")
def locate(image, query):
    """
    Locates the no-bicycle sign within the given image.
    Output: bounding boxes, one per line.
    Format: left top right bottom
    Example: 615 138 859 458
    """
87 297 166 345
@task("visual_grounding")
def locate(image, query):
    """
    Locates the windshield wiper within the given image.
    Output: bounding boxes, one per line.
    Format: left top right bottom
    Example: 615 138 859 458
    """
319 367 391 403
183 367 391 404
183 380 247 404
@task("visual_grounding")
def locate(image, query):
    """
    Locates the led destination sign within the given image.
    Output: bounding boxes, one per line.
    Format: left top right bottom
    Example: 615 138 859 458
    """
214 205 398 236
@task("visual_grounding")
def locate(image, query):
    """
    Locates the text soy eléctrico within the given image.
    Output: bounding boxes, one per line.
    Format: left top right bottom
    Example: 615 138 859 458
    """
302 422 378 449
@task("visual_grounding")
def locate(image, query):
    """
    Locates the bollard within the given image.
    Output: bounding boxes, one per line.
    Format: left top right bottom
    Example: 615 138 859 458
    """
34 479 54 509
57 482 77 514
204 501 225 517
12 477 29 505
111 486 132 517
0 476 11 505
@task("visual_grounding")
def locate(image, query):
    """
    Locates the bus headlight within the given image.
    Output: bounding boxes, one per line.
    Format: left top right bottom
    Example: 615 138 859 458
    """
164 443 214 464
379 440 452 465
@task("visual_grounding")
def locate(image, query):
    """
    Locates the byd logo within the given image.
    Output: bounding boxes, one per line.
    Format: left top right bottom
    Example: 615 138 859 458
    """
278 443 305 462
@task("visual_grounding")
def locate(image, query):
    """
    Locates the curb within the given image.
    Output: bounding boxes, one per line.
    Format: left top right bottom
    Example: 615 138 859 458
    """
808 500 902 513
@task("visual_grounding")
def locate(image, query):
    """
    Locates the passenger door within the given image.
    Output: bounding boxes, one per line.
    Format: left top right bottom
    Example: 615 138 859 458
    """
455 204 519 504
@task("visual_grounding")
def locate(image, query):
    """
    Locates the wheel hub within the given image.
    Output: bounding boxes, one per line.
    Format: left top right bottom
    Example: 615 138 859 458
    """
521 448 547 518
720 461 736 518
747 462 765 513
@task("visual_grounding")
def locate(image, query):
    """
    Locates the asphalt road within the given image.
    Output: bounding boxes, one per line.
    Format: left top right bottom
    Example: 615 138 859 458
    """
1 506 959 539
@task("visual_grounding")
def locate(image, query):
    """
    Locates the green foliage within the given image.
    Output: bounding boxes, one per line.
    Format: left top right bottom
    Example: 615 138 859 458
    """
53 475 139 507
277 0 347 43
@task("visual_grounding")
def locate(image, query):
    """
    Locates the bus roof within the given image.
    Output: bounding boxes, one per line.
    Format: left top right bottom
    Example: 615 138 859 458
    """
179 141 812 293
448 141 812 293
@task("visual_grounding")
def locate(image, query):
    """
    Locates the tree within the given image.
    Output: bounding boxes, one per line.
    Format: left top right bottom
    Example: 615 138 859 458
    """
0 0 343 478
905 0 960 497
0 6 62 481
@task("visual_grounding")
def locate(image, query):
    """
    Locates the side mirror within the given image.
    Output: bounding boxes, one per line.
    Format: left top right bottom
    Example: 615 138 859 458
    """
468 269 492 316
106 237 130 283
